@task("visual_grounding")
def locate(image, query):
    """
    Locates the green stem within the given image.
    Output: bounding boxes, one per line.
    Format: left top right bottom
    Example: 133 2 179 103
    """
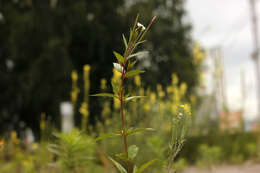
120 69 130 172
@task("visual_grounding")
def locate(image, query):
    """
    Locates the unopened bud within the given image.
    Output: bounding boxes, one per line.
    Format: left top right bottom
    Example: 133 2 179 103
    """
152 16 157 23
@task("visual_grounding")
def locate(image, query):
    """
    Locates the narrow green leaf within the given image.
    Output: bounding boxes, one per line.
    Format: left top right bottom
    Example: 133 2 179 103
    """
126 96 146 102
137 159 157 173
129 29 133 43
126 128 155 137
127 51 149 60
95 132 120 141
109 157 127 173
90 93 115 98
136 40 147 46
125 70 145 78
128 60 137 69
47 144 62 156
115 153 128 162
128 145 139 160
113 63 123 73
122 34 128 49
113 51 124 64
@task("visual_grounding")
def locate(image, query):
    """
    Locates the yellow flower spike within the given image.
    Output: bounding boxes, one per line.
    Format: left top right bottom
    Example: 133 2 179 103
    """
112 68 121 83
11 131 19 145
100 78 107 90
193 42 205 65
165 124 171 132
156 84 162 92
32 143 38 150
71 70 80 105
167 86 173 94
157 84 165 98
83 64 91 73
182 104 191 116
173 87 180 103
71 70 78 81
180 83 187 97
79 102 89 117
113 97 120 110
150 92 156 104
0 139 4 151
105 119 111 126
134 75 141 87
172 74 178 86
144 103 151 111
171 104 178 115
139 88 145 97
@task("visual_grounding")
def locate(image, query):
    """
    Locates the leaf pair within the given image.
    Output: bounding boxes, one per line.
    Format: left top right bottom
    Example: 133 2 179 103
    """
109 157 157 173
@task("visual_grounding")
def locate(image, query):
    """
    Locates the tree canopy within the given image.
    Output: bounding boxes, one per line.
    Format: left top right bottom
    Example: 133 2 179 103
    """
0 0 198 136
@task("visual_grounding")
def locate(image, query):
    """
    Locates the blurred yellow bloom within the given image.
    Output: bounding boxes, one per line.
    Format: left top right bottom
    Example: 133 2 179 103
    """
134 75 141 87
167 86 173 94
112 68 121 83
144 103 151 111
193 42 205 65
11 131 19 145
83 64 91 73
100 78 107 90
114 98 120 110
150 92 156 104
165 124 171 132
172 74 178 85
180 83 187 97
181 104 191 116
32 143 38 150
171 104 178 115
79 102 89 117
0 139 4 151
71 70 78 81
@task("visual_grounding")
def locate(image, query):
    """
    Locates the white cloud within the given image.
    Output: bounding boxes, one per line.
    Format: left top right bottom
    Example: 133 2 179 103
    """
186 0 260 120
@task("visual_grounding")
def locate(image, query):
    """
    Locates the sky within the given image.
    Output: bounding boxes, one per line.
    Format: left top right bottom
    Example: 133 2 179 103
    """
185 0 260 121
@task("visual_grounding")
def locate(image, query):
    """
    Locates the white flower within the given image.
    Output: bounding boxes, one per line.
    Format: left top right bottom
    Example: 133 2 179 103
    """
137 22 146 31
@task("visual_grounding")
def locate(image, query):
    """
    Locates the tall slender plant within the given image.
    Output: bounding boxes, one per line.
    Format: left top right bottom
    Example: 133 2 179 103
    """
92 15 156 173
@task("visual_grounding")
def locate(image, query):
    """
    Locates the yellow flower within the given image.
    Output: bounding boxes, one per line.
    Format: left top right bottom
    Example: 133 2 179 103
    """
83 64 91 73
150 92 156 104
134 75 141 87
100 78 107 90
181 104 191 116
71 70 78 81
11 131 19 145
0 139 4 151
32 143 38 150
79 102 89 117
172 74 178 85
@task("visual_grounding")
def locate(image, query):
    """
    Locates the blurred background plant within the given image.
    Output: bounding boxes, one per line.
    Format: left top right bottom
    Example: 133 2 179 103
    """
1 0 260 173
48 130 95 173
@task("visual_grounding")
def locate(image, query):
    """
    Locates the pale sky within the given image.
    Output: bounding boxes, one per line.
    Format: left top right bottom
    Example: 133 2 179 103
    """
186 0 260 120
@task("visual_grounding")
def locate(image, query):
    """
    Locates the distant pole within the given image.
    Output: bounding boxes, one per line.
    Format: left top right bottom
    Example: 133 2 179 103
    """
240 70 246 114
210 47 227 113
249 0 260 117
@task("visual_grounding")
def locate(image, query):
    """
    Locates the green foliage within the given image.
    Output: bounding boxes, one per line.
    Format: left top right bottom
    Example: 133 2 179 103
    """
92 15 157 173
167 106 191 172
48 130 95 172
128 145 139 160
0 0 197 135
174 158 187 173
109 157 127 173
196 144 222 168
